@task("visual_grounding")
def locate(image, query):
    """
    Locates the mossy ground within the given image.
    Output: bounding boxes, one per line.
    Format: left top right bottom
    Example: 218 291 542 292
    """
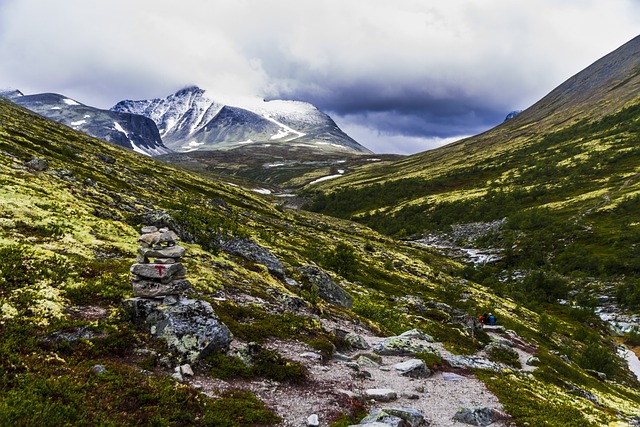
2 98 640 425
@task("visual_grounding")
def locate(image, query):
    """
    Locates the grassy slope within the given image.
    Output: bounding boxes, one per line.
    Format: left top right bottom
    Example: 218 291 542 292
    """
1 98 640 425
305 36 640 301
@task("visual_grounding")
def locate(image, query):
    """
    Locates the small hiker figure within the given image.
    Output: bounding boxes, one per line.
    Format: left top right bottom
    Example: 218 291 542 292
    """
482 313 489 325
478 314 485 328
488 313 496 325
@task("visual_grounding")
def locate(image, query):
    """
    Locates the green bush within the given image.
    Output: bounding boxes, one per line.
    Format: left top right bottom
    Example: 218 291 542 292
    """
207 349 308 384
323 242 358 280
202 389 281 426
578 343 617 377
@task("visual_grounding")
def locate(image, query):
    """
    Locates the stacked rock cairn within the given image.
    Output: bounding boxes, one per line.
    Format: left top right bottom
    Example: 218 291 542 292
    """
130 226 191 302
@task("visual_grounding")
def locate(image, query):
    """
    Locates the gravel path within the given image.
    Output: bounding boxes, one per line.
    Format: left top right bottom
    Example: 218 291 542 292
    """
190 329 517 427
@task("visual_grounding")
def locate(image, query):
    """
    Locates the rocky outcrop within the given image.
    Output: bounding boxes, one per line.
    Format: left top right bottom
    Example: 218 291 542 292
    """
297 265 353 308
218 237 286 279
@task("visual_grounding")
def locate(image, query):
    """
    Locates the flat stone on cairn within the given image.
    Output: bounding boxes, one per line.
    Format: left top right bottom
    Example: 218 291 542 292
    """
130 226 191 298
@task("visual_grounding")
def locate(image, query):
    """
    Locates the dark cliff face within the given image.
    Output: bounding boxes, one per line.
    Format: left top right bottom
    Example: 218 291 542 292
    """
6 93 169 155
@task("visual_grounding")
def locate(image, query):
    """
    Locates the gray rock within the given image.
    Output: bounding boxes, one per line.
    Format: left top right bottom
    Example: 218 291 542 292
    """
443 355 502 372
365 389 398 402
346 332 370 349
382 408 425 427
141 225 158 233
130 262 185 280
131 278 192 297
171 371 183 382
300 352 323 361
352 423 393 427
307 414 320 426
453 406 508 426
122 297 163 322
139 230 179 247
357 355 380 368
180 364 194 377
399 329 434 342
297 265 353 308
219 237 286 279
373 337 434 356
44 325 102 344
442 372 466 381
96 153 116 164
333 353 352 362
393 359 430 378
138 245 186 260
526 356 540 366
124 297 233 362
26 157 49 171
359 407 425 427
359 411 403 427
90 364 106 375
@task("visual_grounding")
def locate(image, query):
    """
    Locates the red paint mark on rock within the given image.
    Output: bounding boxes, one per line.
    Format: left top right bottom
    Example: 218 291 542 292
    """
154 265 166 276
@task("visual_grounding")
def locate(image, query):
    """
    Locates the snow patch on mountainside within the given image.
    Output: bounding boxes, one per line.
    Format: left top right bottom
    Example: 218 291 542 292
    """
62 98 80 106
112 86 371 153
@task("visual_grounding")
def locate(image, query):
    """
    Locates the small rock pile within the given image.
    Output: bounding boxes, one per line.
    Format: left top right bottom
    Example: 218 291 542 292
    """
130 226 191 301
124 226 233 362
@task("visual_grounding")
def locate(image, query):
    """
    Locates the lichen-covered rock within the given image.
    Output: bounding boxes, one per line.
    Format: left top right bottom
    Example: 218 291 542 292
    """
26 157 49 171
399 329 434 342
218 237 286 279
453 406 508 426
373 336 434 356
297 265 353 308
443 355 503 372
345 331 370 349
124 297 232 362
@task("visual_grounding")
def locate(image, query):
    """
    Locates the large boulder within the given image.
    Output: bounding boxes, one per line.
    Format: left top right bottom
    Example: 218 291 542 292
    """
218 237 286 279
123 297 232 362
297 265 353 308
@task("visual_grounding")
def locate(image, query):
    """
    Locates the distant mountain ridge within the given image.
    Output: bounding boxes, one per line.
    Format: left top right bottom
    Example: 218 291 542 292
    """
0 90 169 156
112 86 371 154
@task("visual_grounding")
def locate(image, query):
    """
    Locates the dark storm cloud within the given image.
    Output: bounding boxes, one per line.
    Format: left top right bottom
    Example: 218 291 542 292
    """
1 0 639 154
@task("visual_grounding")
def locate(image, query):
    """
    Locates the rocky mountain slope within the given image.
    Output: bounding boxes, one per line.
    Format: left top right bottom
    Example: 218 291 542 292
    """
0 90 170 156
2 91 640 425
112 86 371 154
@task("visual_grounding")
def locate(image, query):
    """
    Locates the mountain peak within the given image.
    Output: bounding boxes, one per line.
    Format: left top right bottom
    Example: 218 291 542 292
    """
112 87 371 154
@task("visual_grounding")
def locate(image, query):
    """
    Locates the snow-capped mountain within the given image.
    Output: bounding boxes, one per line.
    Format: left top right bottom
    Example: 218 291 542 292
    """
112 86 371 154
1 91 170 156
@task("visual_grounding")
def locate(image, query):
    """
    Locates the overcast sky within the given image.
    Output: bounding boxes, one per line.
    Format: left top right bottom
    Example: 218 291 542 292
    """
1 0 638 154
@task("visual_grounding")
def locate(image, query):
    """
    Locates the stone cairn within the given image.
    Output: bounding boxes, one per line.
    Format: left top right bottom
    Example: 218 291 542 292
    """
130 226 191 302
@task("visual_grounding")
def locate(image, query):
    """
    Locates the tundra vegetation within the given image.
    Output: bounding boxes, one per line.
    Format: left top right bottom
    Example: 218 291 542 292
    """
1 92 640 427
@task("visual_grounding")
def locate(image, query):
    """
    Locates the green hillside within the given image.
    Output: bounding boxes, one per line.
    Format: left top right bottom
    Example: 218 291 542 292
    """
305 36 640 307
2 94 640 426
